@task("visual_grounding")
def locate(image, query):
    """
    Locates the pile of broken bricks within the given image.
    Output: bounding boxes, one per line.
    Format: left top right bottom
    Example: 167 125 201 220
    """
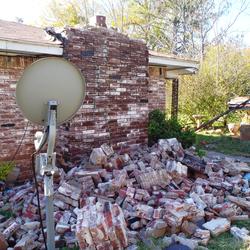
1 138 250 249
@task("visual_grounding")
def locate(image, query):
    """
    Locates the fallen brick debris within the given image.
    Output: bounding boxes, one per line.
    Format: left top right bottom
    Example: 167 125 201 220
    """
75 202 127 249
202 218 230 237
1 138 250 249
230 226 250 242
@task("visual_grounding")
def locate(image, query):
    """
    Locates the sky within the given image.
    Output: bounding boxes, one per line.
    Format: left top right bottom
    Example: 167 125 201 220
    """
0 0 50 24
0 0 249 46
213 0 250 46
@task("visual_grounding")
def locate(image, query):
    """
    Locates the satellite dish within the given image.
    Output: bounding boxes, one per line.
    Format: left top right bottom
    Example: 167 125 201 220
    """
16 57 85 125
16 57 86 250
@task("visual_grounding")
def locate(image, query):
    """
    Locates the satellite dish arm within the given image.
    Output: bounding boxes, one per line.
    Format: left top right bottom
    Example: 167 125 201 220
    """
34 130 48 152
34 101 58 175
34 100 57 154
46 101 57 165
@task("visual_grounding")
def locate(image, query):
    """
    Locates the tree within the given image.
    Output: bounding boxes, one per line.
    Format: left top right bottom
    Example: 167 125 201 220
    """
125 1 169 50
103 0 230 57
101 0 129 33
178 43 250 122
41 0 98 27
41 0 249 59
105 0 248 58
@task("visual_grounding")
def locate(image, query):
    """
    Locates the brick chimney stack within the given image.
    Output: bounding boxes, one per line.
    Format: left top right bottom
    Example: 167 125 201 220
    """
90 15 107 28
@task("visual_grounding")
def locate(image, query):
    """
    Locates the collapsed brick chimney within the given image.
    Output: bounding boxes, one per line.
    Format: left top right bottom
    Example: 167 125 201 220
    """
90 15 107 28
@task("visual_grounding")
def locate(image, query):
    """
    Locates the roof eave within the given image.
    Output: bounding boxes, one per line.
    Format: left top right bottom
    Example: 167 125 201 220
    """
149 55 199 70
0 39 63 56
166 68 197 79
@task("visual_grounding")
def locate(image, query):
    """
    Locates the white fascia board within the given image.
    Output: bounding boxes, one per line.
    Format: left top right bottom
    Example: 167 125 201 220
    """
149 55 198 69
169 68 197 75
166 68 197 79
0 39 63 55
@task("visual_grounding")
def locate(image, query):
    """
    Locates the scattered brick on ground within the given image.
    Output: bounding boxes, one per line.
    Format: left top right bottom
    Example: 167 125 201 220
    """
1 138 250 249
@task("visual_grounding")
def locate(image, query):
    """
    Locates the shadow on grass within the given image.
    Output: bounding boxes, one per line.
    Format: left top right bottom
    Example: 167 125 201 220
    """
196 132 250 157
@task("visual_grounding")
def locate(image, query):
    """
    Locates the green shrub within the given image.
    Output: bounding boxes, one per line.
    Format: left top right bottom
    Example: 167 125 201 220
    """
0 161 15 181
148 109 196 148
148 109 168 145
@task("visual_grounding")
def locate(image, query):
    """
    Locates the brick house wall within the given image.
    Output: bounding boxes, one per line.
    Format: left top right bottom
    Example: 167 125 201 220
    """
61 27 149 160
0 27 153 180
148 66 166 112
0 55 41 180
148 77 166 112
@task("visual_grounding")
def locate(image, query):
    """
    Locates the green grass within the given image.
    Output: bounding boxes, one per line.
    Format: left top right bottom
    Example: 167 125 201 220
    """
137 237 165 250
60 247 79 250
196 132 250 157
207 232 245 250
207 220 250 250
0 209 14 219
137 221 250 250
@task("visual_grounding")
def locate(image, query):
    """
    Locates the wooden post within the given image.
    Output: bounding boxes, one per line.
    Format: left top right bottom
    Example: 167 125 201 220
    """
171 78 179 119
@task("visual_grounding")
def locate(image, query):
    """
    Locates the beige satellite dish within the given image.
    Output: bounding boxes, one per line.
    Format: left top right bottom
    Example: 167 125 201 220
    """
15 57 86 250
16 57 85 125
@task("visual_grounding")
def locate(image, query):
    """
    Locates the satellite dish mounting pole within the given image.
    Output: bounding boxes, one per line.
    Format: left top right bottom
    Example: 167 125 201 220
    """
44 100 57 250
35 100 58 250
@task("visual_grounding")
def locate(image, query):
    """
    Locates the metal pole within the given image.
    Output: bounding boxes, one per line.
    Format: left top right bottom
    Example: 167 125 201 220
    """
44 174 55 250
35 101 57 250
44 101 57 250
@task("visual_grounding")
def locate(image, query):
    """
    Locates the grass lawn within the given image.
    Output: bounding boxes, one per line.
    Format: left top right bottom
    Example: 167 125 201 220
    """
195 132 250 157
207 220 250 250
136 220 250 250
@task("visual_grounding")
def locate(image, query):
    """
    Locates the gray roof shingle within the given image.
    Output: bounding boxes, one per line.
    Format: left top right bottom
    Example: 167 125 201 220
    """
0 19 62 46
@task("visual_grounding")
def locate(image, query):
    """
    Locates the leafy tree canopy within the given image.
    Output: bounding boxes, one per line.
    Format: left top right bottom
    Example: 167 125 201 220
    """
178 44 250 122
41 0 249 58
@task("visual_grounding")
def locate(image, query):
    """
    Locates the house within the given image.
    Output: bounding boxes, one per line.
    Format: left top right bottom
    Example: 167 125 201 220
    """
0 17 198 180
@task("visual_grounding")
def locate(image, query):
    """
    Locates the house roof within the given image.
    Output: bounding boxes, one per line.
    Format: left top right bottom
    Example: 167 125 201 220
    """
0 19 63 55
0 19 61 46
0 20 199 76
149 50 198 65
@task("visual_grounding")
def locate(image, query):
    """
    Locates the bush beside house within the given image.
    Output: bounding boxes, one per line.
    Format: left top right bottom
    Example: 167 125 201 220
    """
148 109 196 148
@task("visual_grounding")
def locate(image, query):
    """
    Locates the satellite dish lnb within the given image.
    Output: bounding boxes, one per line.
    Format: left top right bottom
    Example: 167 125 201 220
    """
16 57 85 250
16 57 85 125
